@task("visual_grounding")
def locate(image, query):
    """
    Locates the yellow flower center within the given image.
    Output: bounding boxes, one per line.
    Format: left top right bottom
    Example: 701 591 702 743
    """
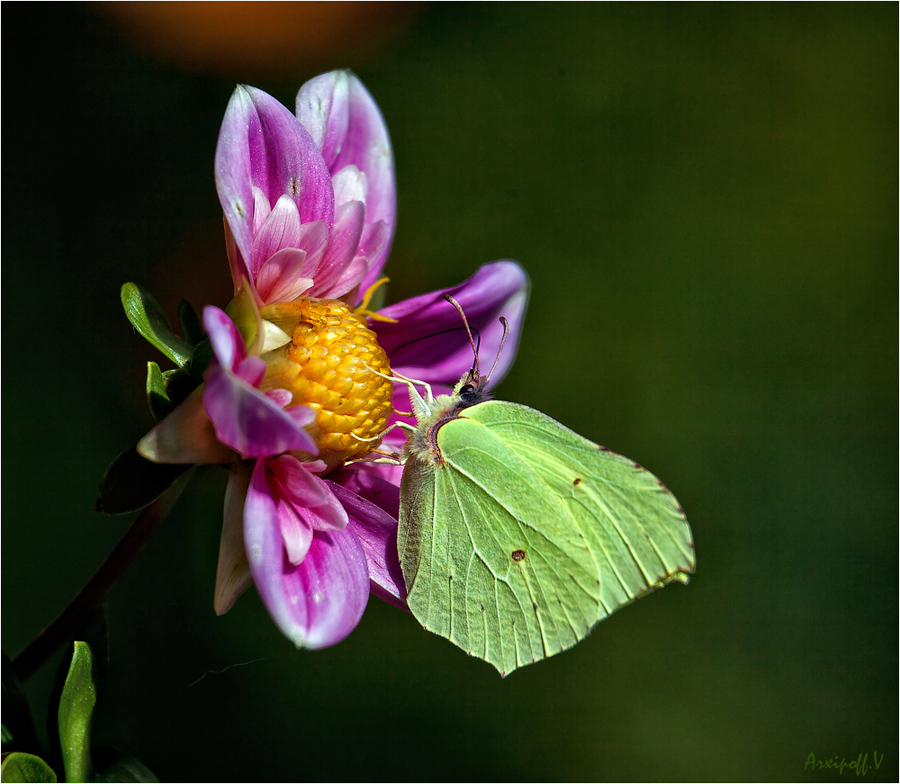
258 298 393 471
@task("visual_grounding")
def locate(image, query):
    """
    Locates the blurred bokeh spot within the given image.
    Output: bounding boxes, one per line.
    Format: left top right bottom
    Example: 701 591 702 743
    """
100 1 419 76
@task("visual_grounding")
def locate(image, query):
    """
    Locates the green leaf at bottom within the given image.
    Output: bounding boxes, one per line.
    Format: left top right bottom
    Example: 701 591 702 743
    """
0 752 58 783
58 643 95 784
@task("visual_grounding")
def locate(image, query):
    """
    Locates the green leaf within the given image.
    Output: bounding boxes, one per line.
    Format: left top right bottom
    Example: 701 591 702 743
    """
90 749 158 783
163 369 197 409
145 363 196 422
145 363 173 421
120 283 193 369
2 655 40 756
95 447 190 515
58 643 95 783
177 300 205 347
1 752 58 782
188 338 213 386
398 377 695 676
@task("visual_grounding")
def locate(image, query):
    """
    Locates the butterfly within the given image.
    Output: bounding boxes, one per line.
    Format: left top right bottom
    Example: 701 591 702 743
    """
389 297 695 676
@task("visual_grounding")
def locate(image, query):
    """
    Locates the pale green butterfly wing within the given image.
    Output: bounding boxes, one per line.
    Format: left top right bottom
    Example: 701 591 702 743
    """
399 419 601 676
399 396 694 676
461 401 695 621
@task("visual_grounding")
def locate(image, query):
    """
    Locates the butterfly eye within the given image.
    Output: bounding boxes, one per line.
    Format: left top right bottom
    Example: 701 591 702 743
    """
460 384 475 396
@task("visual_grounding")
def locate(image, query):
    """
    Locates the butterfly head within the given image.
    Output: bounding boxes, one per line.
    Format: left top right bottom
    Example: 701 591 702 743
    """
442 293 511 411
453 367 492 409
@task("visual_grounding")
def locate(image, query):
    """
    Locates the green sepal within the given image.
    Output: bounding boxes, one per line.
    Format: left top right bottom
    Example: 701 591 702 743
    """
121 283 193 370
225 282 261 354
0 753 58 783
2 655 40 757
89 749 158 783
188 338 213 386
163 368 196 411
145 363 195 421
95 447 190 515
177 300 206 347
145 363 173 421
58 643 95 784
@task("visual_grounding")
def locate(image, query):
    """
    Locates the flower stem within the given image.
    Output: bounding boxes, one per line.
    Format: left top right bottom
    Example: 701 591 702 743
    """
11 474 190 683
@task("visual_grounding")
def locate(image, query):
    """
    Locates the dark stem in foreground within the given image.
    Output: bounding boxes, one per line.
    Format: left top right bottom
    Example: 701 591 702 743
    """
11 476 189 683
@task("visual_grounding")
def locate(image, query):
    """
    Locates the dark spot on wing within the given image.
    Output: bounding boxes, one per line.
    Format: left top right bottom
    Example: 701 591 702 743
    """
573 477 582 486
511 549 526 562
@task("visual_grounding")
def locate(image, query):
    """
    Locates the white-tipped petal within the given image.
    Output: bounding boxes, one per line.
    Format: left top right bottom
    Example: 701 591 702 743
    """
214 461 254 615
137 388 234 465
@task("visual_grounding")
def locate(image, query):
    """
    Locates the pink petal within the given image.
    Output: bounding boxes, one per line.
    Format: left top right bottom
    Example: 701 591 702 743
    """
203 306 246 371
215 87 257 281
373 260 530 388
250 456 351 566
295 70 349 161
265 388 293 408
245 460 370 649
216 85 335 279
270 455 328 507
328 478 407 609
331 165 367 209
249 458 312 565
243 86 334 226
296 220 330 280
203 364 317 458
330 465 400 518
268 455 347 527
355 220 393 299
296 71 396 285
311 200 365 296
234 355 266 387
255 248 312 305
322 255 368 301
252 195 302 271
224 217 250 295
251 185 272 234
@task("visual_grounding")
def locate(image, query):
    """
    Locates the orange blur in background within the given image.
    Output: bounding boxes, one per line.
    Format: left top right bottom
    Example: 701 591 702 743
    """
102 1 418 75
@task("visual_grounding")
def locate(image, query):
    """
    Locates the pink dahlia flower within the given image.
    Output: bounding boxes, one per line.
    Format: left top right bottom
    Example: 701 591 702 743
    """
137 71 529 649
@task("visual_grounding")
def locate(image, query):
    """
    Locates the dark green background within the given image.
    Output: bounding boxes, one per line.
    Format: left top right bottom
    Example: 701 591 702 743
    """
3 3 896 781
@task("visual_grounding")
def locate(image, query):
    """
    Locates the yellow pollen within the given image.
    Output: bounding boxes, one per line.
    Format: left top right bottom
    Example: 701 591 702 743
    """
259 298 393 470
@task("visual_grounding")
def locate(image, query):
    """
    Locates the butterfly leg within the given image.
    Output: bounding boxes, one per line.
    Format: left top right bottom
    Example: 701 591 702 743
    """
350 420 416 443
363 364 435 421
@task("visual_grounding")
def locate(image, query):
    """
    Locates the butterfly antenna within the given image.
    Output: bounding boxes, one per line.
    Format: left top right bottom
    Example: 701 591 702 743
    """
444 295 480 376
485 316 510 384
388 326 480 362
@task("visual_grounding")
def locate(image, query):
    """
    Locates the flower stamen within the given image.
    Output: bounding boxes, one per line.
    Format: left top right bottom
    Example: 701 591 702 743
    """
355 277 397 323
259 298 394 470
